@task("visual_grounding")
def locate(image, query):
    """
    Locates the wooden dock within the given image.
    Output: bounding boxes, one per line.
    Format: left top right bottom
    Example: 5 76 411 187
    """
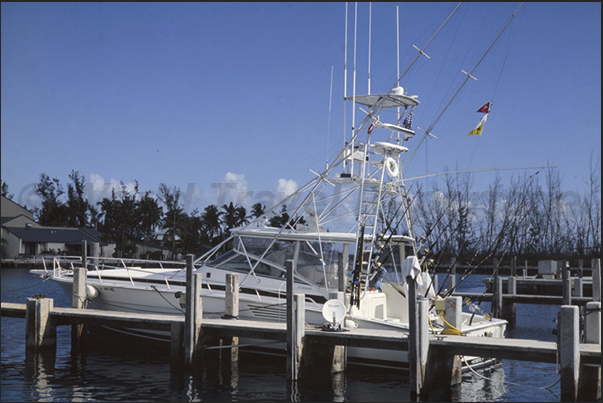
2 253 600 402
451 292 593 305
2 296 600 402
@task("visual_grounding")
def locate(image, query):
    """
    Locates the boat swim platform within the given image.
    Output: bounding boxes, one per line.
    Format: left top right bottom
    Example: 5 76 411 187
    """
2 301 599 366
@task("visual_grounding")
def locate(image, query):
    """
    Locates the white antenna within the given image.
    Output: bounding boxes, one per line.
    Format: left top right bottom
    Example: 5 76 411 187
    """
368 2 372 95
396 5 400 80
396 5 401 121
351 2 358 175
343 3 348 171
326 65 334 170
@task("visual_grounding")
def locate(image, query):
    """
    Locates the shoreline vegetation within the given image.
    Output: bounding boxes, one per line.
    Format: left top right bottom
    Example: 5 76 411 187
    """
2 162 600 265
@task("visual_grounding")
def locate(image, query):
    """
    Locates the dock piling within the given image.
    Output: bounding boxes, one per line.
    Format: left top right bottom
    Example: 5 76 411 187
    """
417 299 429 398
222 273 239 367
573 277 583 298
559 305 580 401
407 273 420 397
502 276 517 323
71 243 87 349
579 301 601 401
584 301 601 344
286 291 305 381
562 261 572 306
592 258 601 302
184 254 202 366
26 297 56 352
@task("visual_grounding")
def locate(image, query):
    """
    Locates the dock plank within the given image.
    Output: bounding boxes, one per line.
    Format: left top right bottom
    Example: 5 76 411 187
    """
0 302 27 318
202 318 287 341
50 307 182 331
305 327 409 349
429 334 601 364
3 302 599 366
451 292 593 305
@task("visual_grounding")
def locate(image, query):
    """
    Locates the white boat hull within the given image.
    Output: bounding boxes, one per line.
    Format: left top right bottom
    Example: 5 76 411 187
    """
53 275 506 371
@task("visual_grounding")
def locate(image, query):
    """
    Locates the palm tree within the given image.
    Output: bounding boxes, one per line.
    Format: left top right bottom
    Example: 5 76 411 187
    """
221 202 239 232
236 206 249 227
138 191 163 241
200 204 222 242
250 202 266 219
159 183 185 259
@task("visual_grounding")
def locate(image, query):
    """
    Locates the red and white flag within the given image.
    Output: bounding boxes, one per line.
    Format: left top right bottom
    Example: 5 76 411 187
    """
476 102 491 113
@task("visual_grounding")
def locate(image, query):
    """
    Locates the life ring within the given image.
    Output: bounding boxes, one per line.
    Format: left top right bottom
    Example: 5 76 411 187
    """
368 123 374 134
384 157 399 178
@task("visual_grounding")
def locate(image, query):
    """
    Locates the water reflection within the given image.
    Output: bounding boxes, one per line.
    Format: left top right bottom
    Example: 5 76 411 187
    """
24 351 56 402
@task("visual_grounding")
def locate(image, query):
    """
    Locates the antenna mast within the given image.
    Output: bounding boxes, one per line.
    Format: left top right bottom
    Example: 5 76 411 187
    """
368 2 372 95
351 2 358 176
343 3 348 171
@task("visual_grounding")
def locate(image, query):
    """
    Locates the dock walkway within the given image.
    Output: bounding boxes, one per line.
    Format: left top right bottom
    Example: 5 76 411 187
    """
2 301 599 365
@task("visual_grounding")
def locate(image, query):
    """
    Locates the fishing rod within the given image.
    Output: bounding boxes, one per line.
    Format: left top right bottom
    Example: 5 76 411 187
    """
368 191 419 278
440 247 495 299
350 223 366 309
469 249 508 325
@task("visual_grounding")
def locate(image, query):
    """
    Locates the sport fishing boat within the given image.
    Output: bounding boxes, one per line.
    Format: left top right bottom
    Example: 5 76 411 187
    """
32 4 510 371
31 79 506 369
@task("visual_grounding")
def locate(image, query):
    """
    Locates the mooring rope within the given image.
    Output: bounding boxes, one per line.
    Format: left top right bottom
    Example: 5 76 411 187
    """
463 356 562 390
2 274 53 293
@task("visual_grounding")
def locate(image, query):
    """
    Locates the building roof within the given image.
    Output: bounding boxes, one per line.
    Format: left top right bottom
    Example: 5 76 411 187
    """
1 196 34 220
4 226 105 246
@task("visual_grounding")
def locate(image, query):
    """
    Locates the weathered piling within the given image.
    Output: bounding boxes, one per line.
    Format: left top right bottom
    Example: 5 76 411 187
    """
562 260 572 306
573 277 583 297
592 258 601 302
184 254 202 366
221 273 239 367
579 301 602 402
286 293 305 379
584 301 601 344
501 275 517 323
25 297 56 352
71 240 87 349
286 259 302 380
559 305 580 402
422 296 463 399
407 272 420 397
492 259 500 317
447 258 456 291
90 242 100 268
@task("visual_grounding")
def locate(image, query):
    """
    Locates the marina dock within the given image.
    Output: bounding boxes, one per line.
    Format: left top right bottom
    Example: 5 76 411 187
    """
2 291 600 402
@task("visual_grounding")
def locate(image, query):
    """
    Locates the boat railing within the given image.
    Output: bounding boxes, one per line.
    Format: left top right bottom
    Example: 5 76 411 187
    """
36 255 188 287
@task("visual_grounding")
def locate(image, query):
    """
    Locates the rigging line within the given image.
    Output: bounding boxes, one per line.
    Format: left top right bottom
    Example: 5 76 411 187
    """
404 165 557 181
492 4 524 99
389 2 463 94
402 2 524 170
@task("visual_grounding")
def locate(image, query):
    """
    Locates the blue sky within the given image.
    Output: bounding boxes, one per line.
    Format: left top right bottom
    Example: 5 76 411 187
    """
2 2 601 215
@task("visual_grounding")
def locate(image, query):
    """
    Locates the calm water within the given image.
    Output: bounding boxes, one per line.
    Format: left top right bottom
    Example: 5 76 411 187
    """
2 267 563 402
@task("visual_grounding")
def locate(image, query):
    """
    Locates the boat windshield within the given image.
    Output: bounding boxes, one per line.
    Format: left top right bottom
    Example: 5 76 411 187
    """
224 235 348 288
207 250 284 278
296 240 340 288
